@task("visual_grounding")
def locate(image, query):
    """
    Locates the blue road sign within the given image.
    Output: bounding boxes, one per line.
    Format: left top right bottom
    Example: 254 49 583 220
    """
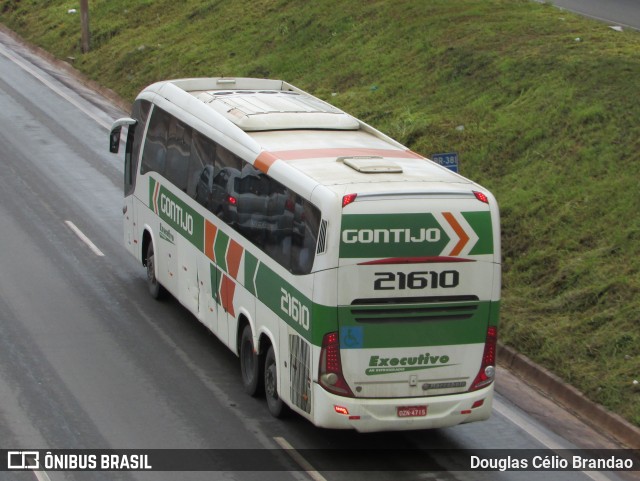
431 152 459 173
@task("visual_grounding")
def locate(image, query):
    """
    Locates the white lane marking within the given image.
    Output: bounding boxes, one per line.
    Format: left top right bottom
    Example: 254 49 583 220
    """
274 436 328 481
0 43 112 130
494 398 614 481
64 220 105 257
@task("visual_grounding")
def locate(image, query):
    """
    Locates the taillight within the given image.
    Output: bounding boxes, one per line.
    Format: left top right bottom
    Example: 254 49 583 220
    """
342 193 357 208
469 326 497 392
473 190 489 204
319 332 354 397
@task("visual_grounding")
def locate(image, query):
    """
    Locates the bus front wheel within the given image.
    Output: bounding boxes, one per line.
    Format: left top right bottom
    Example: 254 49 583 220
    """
146 242 165 299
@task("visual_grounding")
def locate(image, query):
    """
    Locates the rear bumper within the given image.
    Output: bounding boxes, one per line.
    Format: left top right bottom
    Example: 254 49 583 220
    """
310 383 494 432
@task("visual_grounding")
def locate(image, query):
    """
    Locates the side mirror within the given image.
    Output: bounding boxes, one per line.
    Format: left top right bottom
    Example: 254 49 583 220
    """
109 126 122 153
109 117 137 153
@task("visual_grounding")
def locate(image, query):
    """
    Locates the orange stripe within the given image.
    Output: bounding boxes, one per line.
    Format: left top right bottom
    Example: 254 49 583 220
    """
443 212 469 256
254 151 279 173
220 275 236 317
254 148 423 171
153 182 161 214
226 239 243 279
267 148 423 161
204 220 217 262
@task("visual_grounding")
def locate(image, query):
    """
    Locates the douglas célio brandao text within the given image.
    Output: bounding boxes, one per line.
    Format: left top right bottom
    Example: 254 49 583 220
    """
470 454 636 471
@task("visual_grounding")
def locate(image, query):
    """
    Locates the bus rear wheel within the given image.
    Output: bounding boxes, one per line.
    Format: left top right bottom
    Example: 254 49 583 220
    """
240 325 263 396
264 345 286 418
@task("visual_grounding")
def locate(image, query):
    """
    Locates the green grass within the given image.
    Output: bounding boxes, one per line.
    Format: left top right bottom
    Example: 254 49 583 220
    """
2 0 639 427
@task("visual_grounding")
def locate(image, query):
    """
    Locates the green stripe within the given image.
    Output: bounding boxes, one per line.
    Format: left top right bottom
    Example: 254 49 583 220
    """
210 264 221 304
253 262 313 340
244 251 259 296
214 230 229 272
251 262 337 344
149 178 157 211
340 213 449 258
464 211 494 255
340 211 495 258
337 300 498 348
149 181 204 251
489 299 500 327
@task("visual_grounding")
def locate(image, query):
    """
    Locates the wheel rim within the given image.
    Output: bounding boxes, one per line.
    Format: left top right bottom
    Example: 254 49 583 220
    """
241 339 254 383
147 254 156 286
265 363 277 399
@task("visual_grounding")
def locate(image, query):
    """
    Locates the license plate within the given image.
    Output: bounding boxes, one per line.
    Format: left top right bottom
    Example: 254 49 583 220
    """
397 405 427 417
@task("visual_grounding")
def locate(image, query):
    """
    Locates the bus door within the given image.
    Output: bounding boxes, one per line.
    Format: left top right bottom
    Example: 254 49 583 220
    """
123 124 138 259
110 117 139 259
113 99 152 260
335 192 499 399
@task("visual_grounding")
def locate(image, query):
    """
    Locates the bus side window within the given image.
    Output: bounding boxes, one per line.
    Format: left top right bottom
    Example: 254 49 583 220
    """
188 131 214 199
124 99 150 196
211 146 242 222
165 117 192 192
291 199 321 274
210 168 228 215
215 144 242 171
141 107 171 176
195 165 212 208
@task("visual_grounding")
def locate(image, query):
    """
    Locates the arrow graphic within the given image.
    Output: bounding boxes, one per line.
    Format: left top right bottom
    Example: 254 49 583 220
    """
442 212 470 256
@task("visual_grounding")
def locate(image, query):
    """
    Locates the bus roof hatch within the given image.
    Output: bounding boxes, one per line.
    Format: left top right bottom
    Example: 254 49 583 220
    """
194 90 360 132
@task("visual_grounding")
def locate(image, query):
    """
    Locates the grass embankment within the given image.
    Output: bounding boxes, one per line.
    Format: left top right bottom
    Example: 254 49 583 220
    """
2 0 639 426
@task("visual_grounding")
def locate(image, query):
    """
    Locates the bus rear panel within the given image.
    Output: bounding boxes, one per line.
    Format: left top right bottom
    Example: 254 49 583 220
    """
312 189 500 431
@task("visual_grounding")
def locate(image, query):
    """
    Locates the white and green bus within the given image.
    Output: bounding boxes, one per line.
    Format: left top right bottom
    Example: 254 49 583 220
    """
110 78 500 432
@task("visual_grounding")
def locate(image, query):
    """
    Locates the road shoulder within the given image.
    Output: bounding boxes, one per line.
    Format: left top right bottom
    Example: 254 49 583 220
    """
498 344 640 450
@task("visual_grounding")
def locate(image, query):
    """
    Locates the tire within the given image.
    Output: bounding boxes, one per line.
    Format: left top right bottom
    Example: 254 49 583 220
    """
240 325 263 397
146 241 165 299
264 345 287 418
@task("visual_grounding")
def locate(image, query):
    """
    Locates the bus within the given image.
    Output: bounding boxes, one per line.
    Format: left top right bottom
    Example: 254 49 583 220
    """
109 78 500 432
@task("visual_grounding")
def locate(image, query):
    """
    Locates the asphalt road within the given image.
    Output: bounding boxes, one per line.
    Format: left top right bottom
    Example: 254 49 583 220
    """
0 26 634 481
541 0 640 30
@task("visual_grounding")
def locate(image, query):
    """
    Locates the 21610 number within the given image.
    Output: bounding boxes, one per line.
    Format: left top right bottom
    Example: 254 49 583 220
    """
373 271 459 290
